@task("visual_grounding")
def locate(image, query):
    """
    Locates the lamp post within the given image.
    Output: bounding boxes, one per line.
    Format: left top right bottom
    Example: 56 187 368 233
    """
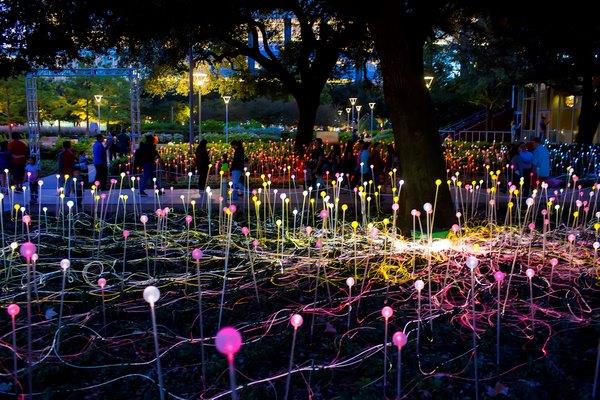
194 72 208 137
355 105 362 133
337 110 343 128
369 102 375 132
94 94 103 132
349 97 357 130
345 107 351 129
223 96 231 144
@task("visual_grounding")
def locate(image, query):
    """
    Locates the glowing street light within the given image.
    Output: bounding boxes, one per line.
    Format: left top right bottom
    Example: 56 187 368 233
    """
424 75 434 90
194 71 208 136
345 107 351 129
94 94 103 131
223 96 232 144
349 97 357 130
369 102 376 132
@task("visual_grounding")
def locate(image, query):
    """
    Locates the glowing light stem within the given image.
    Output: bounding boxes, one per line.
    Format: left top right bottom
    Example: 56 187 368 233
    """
25 258 33 397
227 354 239 400
496 279 502 373
149 301 165 400
470 266 480 400
195 258 207 386
246 239 259 303
283 326 299 400
57 268 67 353
10 313 18 392
593 338 600 399
383 315 390 395
217 210 233 329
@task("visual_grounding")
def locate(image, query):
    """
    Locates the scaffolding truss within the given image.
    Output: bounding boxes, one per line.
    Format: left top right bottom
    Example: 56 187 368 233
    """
25 68 141 160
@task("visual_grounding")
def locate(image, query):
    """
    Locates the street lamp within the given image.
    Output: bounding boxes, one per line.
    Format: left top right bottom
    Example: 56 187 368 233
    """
345 107 351 129
349 97 357 130
194 71 208 137
355 105 362 132
337 110 343 128
223 96 231 144
94 94 103 132
369 102 376 132
424 76 434 90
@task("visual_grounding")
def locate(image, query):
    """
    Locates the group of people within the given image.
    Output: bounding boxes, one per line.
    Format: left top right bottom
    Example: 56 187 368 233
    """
0 133 38 198
305 138 400 189
195 139 247 201
508 137 550 196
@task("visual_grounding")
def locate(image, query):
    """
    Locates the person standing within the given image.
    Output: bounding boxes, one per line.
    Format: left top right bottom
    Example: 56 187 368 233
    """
0 141 12 191
58 140 76 196
195 139 210 194
137 134 161 196
531 137 550 183
8 133 28 191
117 131 131 156
230 140 246 202
92 134 108 190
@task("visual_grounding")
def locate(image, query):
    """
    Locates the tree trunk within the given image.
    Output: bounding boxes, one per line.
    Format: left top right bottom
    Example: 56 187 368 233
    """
576 44 600 143
85 98 90 136
294 90 321 152
369 11 453 231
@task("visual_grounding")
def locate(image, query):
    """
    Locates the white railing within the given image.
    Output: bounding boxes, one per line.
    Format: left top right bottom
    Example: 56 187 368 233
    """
455 130 511 142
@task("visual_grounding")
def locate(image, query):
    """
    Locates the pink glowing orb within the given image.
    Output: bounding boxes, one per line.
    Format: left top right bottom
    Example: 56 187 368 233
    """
528 223 536 231
451 224 460 233
392 203 399 212
494 271 506 283
123 230 130 239
192 248 203 261
140 215 148 224
215 327 243 360
163 207 170 215
241 227 249 236
320 209 328 219
229 204 237 214
410 209 418 217
567 234 575 243
110 179 118 184
7 303 20 318
346 277 355 287
20 242 37 260
252 239 259 249
392 331 407 349
593 242 600 250
155 209 163 218
550 258 559 266
290 314 304 329
98 278 107 289
22 215 31 225
185 215 193 225
100 193 107 200
94 180 100 187
316 239 323 249
414 279 425 292
381 306 393 320
306 226 313 235
526 268 535 279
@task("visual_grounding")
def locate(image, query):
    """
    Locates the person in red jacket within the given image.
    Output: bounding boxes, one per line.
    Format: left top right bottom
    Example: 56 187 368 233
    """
8 133 28 191
58 140 76 196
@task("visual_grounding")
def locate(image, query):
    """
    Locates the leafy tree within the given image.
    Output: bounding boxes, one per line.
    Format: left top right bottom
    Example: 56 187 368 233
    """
0 77 26 125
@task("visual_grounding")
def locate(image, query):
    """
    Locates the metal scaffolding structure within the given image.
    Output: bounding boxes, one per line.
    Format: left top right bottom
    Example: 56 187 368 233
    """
25 68 141 160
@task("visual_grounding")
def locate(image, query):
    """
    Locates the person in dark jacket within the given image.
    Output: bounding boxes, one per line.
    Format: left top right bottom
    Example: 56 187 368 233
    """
195 139 210 193
0 141 12 191
230 140 246 202
137 135 161 196
58 140 76 196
